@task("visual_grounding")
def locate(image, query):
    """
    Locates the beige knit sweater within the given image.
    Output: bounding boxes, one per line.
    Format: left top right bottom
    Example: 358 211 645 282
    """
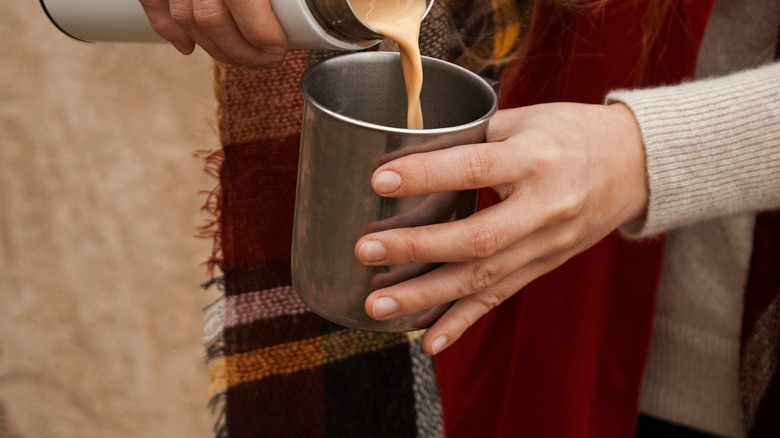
607 0 780 436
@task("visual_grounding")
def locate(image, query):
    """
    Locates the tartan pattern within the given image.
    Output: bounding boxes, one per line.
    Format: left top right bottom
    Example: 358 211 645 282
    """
741 211 780 437
200 2 532 437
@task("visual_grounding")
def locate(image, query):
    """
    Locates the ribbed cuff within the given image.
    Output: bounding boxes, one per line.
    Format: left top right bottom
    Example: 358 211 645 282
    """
607 62 780 238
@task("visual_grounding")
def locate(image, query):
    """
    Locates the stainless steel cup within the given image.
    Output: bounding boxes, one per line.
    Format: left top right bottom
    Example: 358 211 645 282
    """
293 52 497 332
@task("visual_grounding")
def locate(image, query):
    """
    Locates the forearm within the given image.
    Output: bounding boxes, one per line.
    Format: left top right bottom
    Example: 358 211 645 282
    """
608 62 780 237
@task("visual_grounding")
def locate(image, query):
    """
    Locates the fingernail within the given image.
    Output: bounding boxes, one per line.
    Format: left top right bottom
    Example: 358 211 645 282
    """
374 170 401 194
431 335 449 355
263 45 286 56
359 240 387 263
372 297 400 319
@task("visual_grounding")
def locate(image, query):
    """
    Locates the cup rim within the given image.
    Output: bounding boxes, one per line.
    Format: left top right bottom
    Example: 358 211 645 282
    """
299 52 498 134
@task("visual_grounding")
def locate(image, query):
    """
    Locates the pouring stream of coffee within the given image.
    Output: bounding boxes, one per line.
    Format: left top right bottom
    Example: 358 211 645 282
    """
349 0 427 130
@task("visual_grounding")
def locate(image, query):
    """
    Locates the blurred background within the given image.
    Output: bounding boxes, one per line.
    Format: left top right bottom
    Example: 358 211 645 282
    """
0 2 219 437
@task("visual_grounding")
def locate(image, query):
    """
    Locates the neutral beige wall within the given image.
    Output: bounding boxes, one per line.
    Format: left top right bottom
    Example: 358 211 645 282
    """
0 2 219 437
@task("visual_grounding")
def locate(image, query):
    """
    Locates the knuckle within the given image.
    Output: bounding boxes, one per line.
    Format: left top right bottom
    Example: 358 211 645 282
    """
168 1 195 26
193 2 229 29
549 227 580 254
463 147 495 187
401 236 423 263
466 261 503 293
557 192 586 220
468 226 500 258
476 291 503 311
408 158 442 194
530 135 561 168
419 161 435 191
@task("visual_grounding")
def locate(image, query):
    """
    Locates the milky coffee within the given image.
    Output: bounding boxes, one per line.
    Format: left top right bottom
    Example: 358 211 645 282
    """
349 0 427 129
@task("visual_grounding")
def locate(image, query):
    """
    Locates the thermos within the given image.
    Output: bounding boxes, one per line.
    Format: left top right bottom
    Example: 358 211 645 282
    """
40 0 433 50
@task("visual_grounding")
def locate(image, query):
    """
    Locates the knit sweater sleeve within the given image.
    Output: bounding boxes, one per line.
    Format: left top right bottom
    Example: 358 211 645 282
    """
606 61 780 238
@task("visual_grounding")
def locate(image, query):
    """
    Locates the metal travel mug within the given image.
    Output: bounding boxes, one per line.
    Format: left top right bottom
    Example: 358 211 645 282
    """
293 52 498 332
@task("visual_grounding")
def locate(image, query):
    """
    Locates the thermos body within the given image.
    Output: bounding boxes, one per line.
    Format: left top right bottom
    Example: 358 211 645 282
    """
40 0 434 50
40 0 162 43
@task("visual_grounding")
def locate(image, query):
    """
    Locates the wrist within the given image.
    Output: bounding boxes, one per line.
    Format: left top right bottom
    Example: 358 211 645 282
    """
607 102 648 225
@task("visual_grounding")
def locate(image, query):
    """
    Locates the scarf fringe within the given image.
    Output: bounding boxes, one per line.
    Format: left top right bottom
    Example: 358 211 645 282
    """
202 278 228 438
194 149 225 278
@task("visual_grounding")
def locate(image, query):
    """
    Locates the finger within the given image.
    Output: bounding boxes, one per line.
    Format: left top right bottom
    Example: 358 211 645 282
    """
363 221 582 320
359 173 591 267
421 289 511 355
139 0 195 54
421 257 558 355
356 197 537 266
364 242 534 320
168 0 238 65
371 140 529 197
224 0 288 51
192 0 285 67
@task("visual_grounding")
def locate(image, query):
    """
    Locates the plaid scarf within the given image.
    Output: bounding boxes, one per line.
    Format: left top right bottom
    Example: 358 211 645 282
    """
201 53 442 437
742 210 780 437
201 1 530 437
